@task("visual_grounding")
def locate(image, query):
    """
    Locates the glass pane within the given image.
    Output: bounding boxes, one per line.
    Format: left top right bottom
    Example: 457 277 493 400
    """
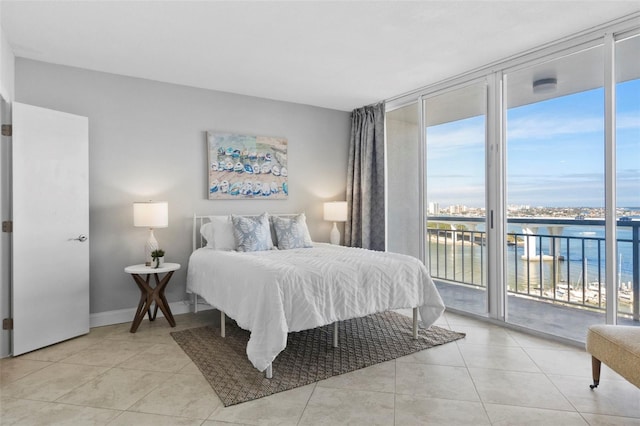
424 83 488 316
505 45 606 341
615 33 640 327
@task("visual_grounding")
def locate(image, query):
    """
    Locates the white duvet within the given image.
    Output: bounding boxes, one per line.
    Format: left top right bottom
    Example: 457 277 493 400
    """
187 243 445 372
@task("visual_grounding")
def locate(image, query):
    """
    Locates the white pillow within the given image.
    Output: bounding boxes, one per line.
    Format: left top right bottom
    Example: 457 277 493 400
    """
200 222 216 248
200 215 236 250
271 213 313 250
231 213 274 252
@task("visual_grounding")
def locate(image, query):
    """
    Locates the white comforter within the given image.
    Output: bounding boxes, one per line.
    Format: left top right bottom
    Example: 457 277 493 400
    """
187 243 445 371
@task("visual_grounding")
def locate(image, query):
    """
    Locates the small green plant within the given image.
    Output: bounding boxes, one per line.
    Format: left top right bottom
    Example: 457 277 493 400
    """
151 249 165 268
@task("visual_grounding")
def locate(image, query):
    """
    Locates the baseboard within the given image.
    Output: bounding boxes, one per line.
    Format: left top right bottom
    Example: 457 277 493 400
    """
89 299 214 328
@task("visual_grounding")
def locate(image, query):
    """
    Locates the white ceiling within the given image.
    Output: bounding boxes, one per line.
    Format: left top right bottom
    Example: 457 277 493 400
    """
2 1 639 111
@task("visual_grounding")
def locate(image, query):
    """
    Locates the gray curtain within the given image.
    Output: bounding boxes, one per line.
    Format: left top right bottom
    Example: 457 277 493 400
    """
345 102 385 250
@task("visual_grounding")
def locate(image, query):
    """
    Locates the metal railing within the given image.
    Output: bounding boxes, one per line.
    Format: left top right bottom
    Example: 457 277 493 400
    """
426 217 639 320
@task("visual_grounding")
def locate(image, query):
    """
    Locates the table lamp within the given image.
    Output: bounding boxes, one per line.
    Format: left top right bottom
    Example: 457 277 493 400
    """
133 201 168 266
324 201 348 245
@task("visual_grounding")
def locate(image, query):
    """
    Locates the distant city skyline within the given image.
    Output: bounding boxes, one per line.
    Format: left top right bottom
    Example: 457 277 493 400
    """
427 204 640 218
426 79 640 209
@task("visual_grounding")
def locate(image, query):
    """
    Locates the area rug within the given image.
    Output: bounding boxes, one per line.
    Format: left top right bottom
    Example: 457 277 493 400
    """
171 311 465 406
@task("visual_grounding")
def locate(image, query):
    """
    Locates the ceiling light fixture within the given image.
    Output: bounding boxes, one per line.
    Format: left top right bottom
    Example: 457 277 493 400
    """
533 77 558 94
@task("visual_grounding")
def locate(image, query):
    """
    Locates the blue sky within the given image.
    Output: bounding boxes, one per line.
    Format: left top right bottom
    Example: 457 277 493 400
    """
426 79 640 208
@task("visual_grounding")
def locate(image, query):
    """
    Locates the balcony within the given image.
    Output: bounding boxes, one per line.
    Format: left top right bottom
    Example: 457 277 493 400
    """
427 216 639 342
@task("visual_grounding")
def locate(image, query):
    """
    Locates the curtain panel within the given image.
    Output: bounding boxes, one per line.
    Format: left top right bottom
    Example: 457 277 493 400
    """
345 102 385 250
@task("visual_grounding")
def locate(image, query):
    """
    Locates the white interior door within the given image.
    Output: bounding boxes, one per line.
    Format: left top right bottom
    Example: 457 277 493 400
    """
12 102 89 355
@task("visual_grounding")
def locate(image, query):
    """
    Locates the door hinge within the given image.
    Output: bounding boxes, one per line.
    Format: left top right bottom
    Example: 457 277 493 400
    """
2 318 13 330
2 221 12 233
1 124 11 137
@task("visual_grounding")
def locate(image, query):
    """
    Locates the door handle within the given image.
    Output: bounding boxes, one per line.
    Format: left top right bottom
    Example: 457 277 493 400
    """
69 235 88 242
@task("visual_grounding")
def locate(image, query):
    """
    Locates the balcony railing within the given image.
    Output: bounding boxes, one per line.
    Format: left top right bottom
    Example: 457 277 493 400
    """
426 216 639 321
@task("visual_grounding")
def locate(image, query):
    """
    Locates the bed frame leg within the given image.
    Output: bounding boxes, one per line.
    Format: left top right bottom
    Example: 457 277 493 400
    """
193 293 198 313
333 322 339 348
265 364 273 379
413 307 418 339
220 311 226 338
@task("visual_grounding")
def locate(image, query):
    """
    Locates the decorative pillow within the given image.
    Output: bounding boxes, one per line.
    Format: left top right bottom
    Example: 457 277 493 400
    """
271 213 313 250
200 215 236 250
231 213 274 252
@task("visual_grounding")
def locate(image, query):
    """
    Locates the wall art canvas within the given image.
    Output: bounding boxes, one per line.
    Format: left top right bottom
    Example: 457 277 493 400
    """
207 132 288 200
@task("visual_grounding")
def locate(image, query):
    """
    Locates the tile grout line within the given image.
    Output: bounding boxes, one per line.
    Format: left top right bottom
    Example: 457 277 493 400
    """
393 359 397 426
295 381 317 426
457 332 506 425
121 370 178 413
517 343 586 415
5 311 639 424
0 359 53 386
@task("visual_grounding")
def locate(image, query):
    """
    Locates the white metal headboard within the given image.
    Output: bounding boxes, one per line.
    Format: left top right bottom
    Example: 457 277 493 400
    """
192 215 209 251
192 213 300 251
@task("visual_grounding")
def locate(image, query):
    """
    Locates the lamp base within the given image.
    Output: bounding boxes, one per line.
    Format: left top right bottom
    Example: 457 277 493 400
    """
330 222 340 245
145 228 159 266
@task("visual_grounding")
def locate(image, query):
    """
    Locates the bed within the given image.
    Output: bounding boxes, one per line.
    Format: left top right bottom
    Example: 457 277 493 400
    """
187 213 445 378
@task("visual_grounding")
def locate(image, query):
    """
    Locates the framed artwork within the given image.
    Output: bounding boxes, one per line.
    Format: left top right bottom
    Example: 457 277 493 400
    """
207 132 288 200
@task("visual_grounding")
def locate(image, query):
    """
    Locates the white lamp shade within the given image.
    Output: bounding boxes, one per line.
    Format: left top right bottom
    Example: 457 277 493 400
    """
324 201 348 222
133 201 168 228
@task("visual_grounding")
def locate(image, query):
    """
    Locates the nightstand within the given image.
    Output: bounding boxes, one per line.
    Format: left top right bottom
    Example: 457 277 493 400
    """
124 262 181 333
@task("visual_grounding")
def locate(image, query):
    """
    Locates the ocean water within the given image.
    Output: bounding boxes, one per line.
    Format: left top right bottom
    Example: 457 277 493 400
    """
513 224 636 285
427 222 637 313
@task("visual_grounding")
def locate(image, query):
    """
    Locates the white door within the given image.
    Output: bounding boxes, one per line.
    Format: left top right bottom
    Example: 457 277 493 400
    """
12 102 89 355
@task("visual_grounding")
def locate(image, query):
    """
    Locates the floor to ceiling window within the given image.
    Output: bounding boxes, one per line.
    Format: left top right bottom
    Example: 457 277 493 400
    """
615 32 640 325
423 83 488 316
385 19 639 343
504 45 607 340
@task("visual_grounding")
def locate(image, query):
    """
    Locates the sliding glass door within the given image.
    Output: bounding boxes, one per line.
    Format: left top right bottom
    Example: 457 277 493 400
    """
423 83 488 316
385 20 639 340
503 45 607 340
615 32 640 326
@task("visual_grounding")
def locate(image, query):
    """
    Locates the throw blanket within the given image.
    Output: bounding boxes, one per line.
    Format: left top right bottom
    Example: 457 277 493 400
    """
187 243 445 371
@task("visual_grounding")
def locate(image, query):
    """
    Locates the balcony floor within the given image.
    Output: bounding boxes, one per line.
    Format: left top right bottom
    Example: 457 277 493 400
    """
435 280 638 343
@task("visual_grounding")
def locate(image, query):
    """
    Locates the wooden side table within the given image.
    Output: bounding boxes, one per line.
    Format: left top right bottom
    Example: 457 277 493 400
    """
124 263 181 333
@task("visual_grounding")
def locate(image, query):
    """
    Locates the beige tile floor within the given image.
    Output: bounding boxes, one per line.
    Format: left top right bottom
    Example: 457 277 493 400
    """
1 309 639 425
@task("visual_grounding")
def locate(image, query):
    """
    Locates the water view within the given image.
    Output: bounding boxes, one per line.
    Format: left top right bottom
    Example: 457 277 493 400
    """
427 213 639 317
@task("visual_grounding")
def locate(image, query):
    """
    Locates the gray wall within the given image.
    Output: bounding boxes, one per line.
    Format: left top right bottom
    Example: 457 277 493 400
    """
15 58 350 315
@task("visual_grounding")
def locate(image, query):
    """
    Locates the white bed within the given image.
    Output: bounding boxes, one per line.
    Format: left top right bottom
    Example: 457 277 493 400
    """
187 214 445 377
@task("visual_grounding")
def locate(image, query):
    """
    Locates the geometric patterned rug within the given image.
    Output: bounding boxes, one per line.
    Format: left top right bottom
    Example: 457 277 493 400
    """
171 311 465 406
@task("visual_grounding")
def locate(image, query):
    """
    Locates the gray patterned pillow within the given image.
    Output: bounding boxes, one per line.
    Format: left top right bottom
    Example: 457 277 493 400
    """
231 213 274 252
271 213 313 250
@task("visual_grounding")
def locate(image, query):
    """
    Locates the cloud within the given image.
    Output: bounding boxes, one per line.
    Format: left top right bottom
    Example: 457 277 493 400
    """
421 95 639 207
429 174 474 178
617 112 640 130
507 111 640 142
507 115 603 141
558 172 603 179
617 169 640 178
425 110 639 157
427 183 486 206
426 119 485 158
